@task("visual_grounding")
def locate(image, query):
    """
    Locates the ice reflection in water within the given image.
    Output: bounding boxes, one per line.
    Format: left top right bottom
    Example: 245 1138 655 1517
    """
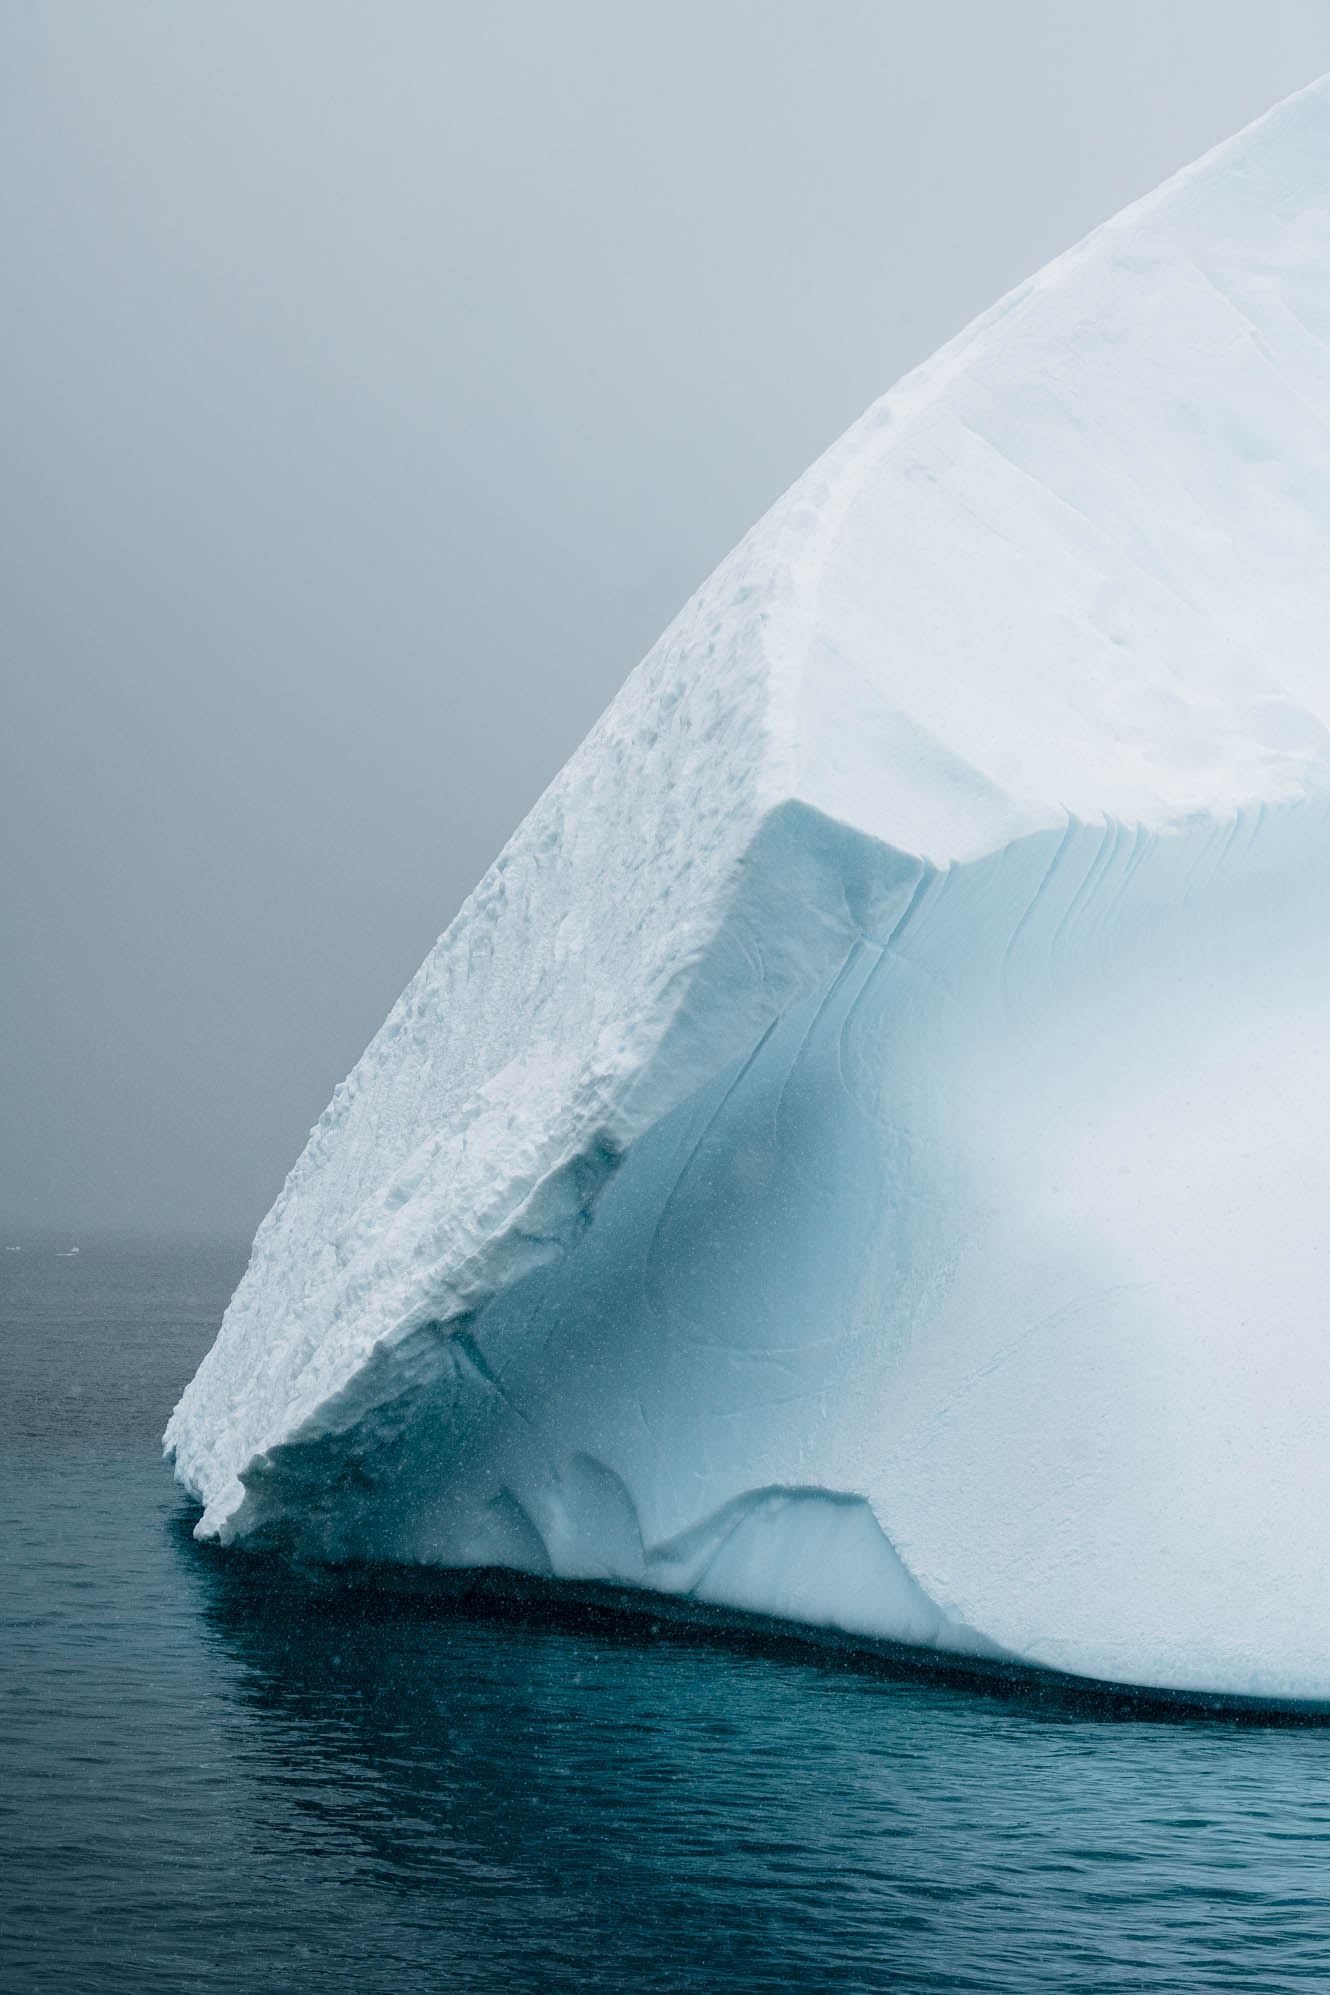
177 1533 1330 1993
4 1241 1330 1993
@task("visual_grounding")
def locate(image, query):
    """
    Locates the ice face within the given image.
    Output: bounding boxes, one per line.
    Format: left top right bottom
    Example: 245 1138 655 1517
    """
168 77 1330 1700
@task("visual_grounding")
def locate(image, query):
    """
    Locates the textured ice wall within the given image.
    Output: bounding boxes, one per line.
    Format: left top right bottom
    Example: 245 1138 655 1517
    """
170 77 1330 1698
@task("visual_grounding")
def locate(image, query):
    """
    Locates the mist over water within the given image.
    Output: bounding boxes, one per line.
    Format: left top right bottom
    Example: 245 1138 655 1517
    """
9 4 1330 1243
3 1241 1330 1993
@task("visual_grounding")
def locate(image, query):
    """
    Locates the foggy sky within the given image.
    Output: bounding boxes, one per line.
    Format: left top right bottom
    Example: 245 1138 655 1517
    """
6 2 1330 1239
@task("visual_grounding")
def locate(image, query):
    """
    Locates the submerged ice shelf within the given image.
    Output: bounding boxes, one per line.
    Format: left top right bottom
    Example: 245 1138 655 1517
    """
169 77 1330 1701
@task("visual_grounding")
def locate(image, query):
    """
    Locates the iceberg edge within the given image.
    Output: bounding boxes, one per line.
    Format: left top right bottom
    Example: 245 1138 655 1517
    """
170 74 1330 1703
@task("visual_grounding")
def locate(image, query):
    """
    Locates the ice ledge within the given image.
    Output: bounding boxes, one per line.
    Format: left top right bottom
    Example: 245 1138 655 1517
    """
175 792 1330 1699
168 798 932 1535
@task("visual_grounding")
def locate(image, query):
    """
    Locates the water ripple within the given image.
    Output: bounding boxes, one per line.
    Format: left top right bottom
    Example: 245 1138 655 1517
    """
4 1242 1330 1992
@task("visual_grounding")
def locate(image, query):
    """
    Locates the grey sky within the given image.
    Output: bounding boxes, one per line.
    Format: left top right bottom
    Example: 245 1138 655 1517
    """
5 1 1330 1239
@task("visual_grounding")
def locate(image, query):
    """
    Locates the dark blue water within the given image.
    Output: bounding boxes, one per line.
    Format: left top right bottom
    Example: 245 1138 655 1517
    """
4 1241 1330 1993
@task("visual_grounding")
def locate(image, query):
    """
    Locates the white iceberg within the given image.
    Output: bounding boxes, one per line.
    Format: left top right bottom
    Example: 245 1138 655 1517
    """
168 77 1330 1701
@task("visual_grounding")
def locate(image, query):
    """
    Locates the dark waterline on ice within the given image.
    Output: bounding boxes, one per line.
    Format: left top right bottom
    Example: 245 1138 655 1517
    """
4 1240 1330 1992
283 1558 1330 1729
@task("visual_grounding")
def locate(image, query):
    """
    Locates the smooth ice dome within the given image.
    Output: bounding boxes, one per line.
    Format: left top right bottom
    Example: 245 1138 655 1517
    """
169 78 1330 1702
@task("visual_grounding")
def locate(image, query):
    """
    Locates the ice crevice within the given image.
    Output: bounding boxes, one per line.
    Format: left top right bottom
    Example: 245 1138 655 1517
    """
169 75 1330 1700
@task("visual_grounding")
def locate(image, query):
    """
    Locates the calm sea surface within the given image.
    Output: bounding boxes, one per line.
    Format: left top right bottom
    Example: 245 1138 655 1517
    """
3 1239 1330 1993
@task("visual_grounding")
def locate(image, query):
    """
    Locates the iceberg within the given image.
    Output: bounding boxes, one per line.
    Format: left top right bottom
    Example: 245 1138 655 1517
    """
168 78 1330 1702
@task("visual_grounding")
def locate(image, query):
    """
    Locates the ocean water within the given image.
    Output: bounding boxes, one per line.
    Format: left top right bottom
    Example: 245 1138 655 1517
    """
3 1242 1330 1994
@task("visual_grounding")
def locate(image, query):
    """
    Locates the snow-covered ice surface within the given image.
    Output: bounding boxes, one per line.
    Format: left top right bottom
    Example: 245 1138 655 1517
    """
169 78 1330 1701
